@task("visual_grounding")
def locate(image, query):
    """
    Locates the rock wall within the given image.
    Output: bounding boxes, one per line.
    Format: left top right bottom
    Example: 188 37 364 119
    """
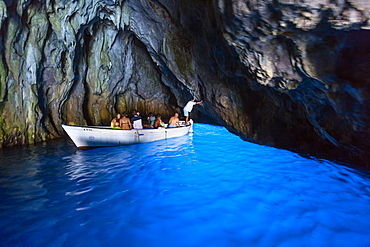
0 0 369 168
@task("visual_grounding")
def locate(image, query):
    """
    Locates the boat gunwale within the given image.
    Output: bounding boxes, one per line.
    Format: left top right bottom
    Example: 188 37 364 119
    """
61 124 191 131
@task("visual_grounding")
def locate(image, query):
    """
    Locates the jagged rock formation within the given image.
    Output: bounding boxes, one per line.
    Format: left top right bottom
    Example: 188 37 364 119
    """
0 0 369 168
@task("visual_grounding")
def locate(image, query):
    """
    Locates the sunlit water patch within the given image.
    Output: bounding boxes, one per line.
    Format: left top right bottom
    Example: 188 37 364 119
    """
0 124 369 247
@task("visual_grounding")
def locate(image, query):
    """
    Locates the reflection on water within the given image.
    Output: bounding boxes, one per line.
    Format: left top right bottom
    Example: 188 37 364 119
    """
0 124 369 247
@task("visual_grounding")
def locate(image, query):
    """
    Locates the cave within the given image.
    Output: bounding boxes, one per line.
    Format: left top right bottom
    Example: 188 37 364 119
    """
0 0 369 168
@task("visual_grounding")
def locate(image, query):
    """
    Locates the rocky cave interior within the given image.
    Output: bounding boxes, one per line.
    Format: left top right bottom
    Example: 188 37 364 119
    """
0 0 369 168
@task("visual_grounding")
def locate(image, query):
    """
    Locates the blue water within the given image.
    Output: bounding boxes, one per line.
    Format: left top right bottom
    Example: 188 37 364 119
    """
0 124 370 247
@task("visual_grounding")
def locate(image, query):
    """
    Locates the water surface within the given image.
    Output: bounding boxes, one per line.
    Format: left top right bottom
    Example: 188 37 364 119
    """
0 124 369 246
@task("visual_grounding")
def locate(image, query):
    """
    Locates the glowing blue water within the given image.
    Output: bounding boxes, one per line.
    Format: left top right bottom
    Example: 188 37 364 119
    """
0 124 369 247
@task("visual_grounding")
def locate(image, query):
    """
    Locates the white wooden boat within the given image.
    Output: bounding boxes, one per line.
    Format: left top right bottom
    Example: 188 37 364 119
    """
62 120 193 149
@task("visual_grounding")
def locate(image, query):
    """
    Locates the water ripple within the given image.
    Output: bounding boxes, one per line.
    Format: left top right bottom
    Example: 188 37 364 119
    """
0 124 369 247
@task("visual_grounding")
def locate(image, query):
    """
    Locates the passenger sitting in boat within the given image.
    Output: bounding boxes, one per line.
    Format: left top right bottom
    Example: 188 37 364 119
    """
143 113 155 128
120 112 132 130
131 110 143 129
154 114 166 128
168 112 180 128
111 114 121 129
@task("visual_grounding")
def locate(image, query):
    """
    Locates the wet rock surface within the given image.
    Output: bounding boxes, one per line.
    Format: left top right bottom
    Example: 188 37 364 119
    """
0 0 369 168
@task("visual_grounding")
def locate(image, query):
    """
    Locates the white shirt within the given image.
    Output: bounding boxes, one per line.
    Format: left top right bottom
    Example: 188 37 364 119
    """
133 120 143 129
132 118 143 129
184 101 197 112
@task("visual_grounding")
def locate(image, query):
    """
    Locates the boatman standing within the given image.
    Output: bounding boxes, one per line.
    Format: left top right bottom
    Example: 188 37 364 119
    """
184 99 202 125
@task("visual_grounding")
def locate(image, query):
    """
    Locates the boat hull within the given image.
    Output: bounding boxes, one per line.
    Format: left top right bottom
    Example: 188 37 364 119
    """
62 121 193 149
